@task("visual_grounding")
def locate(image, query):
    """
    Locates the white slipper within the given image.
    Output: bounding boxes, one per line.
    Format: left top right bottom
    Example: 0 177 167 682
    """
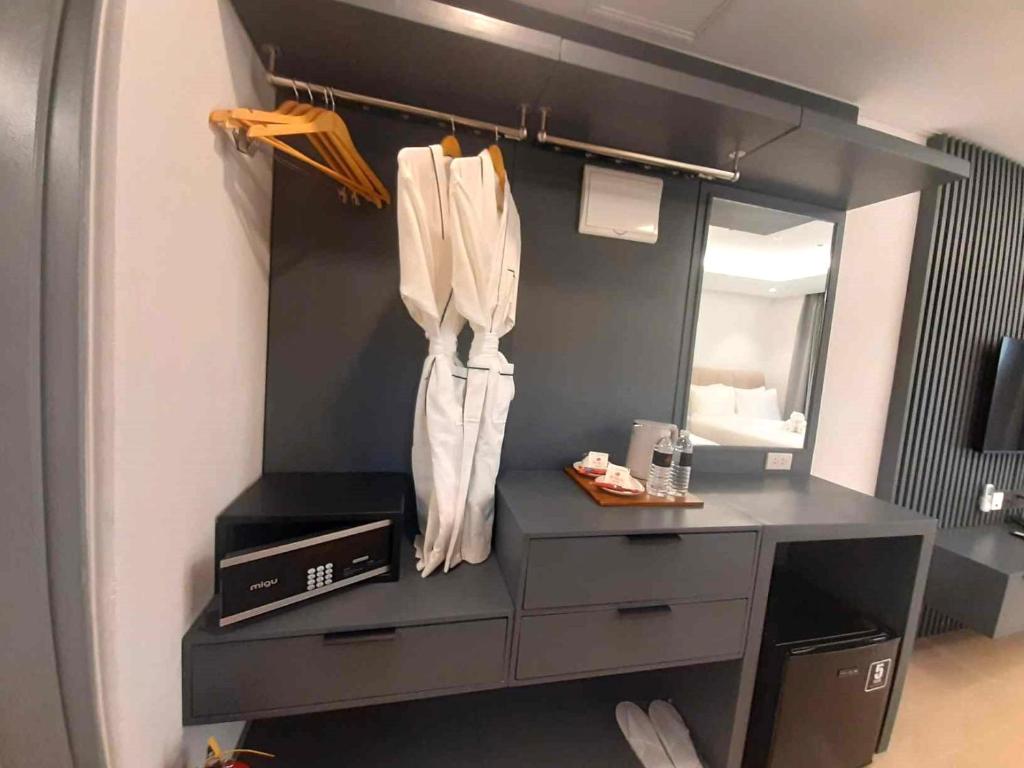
648 700 703 768
616 702 675 768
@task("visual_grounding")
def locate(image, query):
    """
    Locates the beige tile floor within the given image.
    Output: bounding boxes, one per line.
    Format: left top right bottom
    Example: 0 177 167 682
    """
873 630 1024 767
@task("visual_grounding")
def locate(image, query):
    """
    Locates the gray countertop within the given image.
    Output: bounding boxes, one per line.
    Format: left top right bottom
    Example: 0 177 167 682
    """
189 472 935 645
693 474 935 535
498 471 935 541
193 472 934 646
936 524 1024 575
497 470 759 537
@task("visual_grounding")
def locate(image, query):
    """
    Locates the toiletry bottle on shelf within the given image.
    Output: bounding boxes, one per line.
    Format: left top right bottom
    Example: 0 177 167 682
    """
647 434 675 497
671 431 693 496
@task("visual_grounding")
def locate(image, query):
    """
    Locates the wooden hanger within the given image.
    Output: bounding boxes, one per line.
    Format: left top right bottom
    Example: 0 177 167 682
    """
274 100 379 205
320 107 390 205
438 115 462 158
441 119 462 158
211 83 390 207
257 84 387 205
226 106 308 124
441 135 462 158
487 139 507 212
248 104 389 207
210 109 358 190
278 94 388 207
247 104 377 205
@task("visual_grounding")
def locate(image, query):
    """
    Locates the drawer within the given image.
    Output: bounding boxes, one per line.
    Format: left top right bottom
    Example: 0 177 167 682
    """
190 618 507 718
516 599 748 680
523 532 756 609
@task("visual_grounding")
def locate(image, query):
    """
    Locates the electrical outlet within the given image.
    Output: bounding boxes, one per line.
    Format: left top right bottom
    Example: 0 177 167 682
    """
980 483 996 512
765 452 793 471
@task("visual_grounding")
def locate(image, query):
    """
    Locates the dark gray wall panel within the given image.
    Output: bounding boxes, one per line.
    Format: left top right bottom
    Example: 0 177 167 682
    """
263 106 699 472
451 0 860 122
262 110 427 473
536 41 798 171
500 149 698 468
227 0 967 211
230 0 555 128
738 110 969 211
879 136 1024 636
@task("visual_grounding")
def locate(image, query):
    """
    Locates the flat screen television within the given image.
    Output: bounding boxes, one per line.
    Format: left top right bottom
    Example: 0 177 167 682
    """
979 337 1024 452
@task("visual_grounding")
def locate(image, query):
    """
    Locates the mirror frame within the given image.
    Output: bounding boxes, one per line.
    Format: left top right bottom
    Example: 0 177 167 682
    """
676 183 846 475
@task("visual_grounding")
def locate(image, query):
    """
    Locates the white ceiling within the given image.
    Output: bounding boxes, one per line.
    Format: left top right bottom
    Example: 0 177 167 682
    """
515 0 1024 162
704 216 833 297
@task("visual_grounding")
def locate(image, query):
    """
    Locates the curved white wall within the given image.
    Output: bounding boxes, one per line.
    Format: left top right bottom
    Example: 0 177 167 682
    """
90 1 272 765
811 193 919 493
810 120 924 494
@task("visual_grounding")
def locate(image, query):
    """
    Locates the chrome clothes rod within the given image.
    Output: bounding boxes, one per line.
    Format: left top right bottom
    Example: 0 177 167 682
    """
536 108 740 182
266 72 529 142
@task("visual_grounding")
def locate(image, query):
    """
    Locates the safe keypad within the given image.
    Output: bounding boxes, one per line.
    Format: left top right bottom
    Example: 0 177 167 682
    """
306 562 334 591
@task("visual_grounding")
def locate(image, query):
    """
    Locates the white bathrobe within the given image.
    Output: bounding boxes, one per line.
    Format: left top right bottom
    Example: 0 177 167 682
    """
396 145 467 577
446 150 521 569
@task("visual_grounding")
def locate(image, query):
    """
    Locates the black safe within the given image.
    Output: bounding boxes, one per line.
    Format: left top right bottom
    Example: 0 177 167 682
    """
215 473 411 627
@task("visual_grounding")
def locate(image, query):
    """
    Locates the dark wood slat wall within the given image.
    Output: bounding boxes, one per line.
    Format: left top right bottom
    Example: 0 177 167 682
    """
882 137 1024 636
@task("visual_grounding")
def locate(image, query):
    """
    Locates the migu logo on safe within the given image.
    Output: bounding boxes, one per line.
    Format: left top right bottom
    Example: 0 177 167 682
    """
249 578 278 591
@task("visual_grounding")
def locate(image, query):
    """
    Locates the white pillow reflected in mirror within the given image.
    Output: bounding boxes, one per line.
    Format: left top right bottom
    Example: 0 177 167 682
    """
689 384 736 417
735 386 782 421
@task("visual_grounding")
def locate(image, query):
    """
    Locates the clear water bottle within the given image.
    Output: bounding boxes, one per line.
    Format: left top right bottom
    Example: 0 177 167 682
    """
671 431 694 496
647 434 675 497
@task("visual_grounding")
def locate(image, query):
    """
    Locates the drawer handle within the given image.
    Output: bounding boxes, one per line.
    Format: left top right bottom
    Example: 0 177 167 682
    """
617 604 673 617
323 628 397 645
625 534 683 544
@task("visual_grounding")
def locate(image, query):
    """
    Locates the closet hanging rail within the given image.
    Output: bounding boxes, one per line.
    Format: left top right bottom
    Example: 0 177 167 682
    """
265 73 529 142
536 108 741 182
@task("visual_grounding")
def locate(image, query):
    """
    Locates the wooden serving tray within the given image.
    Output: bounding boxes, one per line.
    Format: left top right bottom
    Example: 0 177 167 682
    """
564 467 704 508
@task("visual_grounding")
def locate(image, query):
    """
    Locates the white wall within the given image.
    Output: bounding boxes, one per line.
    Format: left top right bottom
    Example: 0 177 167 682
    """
811 191 920 493
810 119 925 494
693 291 768 372
697 170 920 492
90 1 272 766
693 290 805 411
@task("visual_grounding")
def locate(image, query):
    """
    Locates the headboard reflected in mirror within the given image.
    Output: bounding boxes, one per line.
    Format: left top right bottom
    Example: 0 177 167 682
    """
691 367 766 389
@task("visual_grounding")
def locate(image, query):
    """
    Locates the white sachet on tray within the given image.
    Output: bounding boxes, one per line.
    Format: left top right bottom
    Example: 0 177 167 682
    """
580 451 609 474
596 463 643 493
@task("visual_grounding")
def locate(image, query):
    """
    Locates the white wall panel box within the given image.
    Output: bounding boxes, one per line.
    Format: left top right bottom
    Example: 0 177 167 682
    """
579 165 664 244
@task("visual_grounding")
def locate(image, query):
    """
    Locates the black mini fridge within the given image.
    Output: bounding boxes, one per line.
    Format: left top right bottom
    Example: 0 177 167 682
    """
743 573 901 768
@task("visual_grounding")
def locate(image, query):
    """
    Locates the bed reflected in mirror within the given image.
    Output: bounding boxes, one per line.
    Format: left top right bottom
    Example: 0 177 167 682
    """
687 198 834 449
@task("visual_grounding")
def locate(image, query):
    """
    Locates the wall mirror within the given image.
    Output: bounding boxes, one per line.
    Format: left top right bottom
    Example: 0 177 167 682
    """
686 197 835 451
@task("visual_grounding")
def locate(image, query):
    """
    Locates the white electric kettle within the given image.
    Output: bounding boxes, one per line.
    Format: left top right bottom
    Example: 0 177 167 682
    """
626 420 678 480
